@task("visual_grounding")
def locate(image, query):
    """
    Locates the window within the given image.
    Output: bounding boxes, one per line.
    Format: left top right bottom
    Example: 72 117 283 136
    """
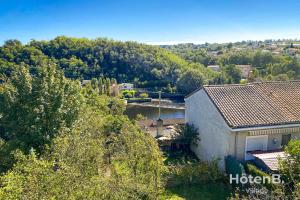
281 134 291 147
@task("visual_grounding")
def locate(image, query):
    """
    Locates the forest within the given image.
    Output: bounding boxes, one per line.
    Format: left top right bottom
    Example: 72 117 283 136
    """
1 37 300 96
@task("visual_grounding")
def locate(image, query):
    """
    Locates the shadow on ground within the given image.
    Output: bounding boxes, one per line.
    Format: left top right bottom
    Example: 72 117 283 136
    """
163 183 232 200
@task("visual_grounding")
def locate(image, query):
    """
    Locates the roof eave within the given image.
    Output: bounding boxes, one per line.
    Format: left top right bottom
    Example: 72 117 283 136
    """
230 123 300 132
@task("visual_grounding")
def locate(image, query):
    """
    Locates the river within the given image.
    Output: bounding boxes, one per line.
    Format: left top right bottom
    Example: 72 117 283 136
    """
124 99 185 120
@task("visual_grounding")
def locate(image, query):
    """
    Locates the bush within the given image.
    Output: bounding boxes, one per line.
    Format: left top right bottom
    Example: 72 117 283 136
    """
139 92 149 99
122 90 136 98
245 164 275 190
225 156 245 177
166 159 224 186
176 68 205 95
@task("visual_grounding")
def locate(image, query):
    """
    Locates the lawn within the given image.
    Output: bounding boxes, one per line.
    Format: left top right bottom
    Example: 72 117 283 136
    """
161 183 232 200
161 152 232 200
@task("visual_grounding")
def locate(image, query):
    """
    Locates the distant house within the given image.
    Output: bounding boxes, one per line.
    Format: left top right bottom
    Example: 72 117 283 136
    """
118 83 134 91
207 65 220 72
185 81 300 170
81 80 91 86
235 65 252 79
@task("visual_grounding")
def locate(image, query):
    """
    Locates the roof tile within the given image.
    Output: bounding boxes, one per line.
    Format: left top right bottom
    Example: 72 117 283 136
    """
203 81 300 128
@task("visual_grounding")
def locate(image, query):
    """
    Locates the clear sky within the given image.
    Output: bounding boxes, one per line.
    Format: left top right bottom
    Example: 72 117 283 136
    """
1 0 300 45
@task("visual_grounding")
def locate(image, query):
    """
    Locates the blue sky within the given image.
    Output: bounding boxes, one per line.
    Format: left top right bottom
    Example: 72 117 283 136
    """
1 0 300 44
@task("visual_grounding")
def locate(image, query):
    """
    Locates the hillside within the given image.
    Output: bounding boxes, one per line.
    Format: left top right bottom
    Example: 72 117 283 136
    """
2 37 300 95
162 41 300 82
0 37 216 91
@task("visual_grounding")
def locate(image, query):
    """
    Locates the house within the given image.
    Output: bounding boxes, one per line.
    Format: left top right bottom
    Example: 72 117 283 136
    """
235 65 252 79
118 83 134 91
81 80 91 86
185 81 300 170
207 65 220 72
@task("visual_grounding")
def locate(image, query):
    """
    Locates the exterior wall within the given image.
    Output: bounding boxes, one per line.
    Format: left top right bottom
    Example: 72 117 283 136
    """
185 89 234 170
268 134 283 150
185 89 300 169
235 131 248 161
234 130 300 161
118 83 134 90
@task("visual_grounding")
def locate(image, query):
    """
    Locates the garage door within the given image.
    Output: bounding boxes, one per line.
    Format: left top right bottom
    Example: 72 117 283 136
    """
245 135 268 160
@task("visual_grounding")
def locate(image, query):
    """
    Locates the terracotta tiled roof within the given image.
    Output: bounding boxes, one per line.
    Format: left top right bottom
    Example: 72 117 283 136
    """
203 81 300 128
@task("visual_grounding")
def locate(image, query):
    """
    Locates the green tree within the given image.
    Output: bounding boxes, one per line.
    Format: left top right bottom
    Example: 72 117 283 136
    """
176 68 205 95
91 77 98 91
98 77 103 94
0 63 82 171
280 140 300 188
223 64 242 84
0 107 164 199
106 78 111 96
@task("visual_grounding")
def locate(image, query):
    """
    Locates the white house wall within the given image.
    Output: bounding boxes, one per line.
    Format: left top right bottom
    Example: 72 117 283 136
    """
185 89 234 169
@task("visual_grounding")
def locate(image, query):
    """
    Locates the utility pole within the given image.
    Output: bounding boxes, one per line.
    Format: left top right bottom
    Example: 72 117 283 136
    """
156 91 163 138
158 91 161 119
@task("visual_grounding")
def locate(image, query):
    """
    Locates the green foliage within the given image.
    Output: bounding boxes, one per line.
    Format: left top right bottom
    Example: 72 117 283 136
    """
279 140 300 186
175 124 200 147
245 164 275 190
0 37 223 93
222 64 242 84
225 156 245 177
166 159 223 186
176 68 205 95
2 38 300 94
230 185 288 200
0 110 164 199
139 92 149 99
28 36 187 85
162 43 216 66
122 89 136 98
0 58 164 199
165 43 300 83
0 63 82 171
162 183 231 200
0 94 163 200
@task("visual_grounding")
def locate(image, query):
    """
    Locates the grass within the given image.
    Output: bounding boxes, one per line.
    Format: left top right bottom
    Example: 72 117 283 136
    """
161 152 232 200
161 183 232 200
163 151 199 165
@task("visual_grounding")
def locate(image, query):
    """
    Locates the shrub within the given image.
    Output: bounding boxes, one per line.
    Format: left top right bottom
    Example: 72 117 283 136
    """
122 90 136 98
166 159 223 186
245 164 275 190
225 156 245 176
139 92 149 99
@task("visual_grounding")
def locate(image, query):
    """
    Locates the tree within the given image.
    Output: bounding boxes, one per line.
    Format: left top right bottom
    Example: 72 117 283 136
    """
106 78 111 96
0 63 82 171
98 77 103 94
175 124 200 153
280 140 300 188
91 77 98 91
0 106 164 199
223 64 242 84
176 68 205 95
139 93 149 99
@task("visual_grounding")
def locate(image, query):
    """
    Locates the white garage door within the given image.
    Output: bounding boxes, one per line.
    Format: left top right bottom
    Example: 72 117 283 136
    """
245 135 268 160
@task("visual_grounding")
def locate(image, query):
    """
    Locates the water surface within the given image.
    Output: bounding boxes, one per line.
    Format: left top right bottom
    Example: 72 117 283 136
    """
125 100 185 120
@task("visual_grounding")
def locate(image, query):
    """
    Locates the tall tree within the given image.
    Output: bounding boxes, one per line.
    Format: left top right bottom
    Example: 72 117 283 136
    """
0 63 82 171
176 68 205 95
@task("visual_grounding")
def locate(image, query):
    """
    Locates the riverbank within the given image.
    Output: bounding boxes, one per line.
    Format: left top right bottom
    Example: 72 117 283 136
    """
125 99 185 120
125 98 151 103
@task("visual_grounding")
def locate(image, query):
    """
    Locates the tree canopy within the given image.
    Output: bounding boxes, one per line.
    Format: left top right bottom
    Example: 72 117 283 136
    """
0 61 164 199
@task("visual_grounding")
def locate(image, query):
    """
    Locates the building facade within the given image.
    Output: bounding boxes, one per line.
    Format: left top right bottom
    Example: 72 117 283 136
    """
185 81 300 170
